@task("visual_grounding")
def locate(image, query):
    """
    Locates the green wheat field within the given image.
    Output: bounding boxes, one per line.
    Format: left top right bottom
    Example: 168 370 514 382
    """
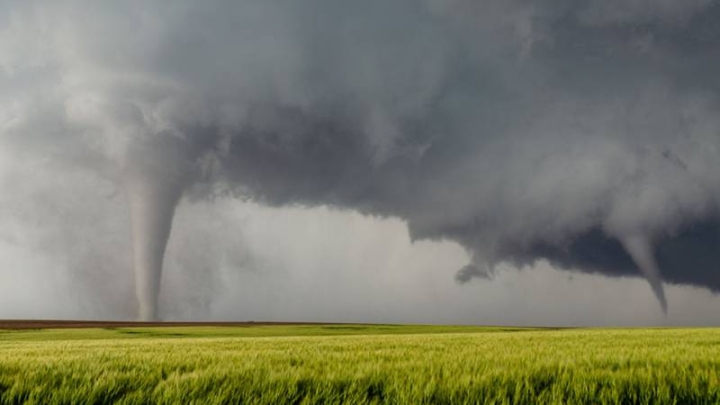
1 325 720 404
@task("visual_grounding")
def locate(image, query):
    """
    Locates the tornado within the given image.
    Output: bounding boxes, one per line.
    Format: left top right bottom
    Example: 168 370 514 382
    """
621 235 668 314
6 0 720 321
123 135 194 321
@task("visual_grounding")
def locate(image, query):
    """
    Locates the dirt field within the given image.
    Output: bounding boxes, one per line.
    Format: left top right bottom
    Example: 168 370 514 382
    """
0 320 333 330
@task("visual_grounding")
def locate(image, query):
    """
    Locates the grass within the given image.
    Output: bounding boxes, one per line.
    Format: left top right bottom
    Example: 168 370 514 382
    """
1 325 720 404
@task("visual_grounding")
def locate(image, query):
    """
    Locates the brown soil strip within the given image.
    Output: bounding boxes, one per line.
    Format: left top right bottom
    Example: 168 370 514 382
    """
0 320 339 330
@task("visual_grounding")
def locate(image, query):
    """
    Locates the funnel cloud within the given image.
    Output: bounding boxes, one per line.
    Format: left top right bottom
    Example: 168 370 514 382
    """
123 136 196 320
2 0 720 320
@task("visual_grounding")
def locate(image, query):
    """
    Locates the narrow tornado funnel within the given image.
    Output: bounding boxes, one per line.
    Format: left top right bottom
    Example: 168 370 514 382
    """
123 135 193 321
621 235 668 314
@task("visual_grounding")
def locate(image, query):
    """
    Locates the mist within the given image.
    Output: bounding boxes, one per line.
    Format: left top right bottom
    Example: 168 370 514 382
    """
2 0 720 322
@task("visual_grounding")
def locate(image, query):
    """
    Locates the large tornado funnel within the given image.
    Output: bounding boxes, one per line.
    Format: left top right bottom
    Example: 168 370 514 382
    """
123 135 193 321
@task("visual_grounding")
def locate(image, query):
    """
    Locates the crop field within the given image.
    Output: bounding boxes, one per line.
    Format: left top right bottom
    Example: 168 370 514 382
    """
1 324 720 404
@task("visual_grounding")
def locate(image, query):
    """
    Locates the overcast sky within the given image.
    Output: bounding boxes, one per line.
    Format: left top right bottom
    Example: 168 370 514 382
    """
2 0 720 324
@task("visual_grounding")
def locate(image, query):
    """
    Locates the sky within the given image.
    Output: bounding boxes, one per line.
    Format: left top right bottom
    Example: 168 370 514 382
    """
1 0 720 324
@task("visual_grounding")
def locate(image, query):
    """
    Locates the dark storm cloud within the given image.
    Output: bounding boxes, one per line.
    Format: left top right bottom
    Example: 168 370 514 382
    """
2 0 720 316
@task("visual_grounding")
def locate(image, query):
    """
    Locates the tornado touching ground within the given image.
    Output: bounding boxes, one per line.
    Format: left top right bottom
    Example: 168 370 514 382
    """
123 136 195 320
2 0 720 321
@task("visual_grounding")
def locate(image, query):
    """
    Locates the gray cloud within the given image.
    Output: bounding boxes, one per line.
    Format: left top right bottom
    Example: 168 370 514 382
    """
2 0 720 319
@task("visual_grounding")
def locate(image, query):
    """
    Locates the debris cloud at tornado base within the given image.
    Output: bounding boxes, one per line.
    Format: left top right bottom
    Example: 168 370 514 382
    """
2 0 720 319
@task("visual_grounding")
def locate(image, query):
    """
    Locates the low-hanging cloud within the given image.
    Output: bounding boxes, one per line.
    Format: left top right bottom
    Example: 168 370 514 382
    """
2 0 720 319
